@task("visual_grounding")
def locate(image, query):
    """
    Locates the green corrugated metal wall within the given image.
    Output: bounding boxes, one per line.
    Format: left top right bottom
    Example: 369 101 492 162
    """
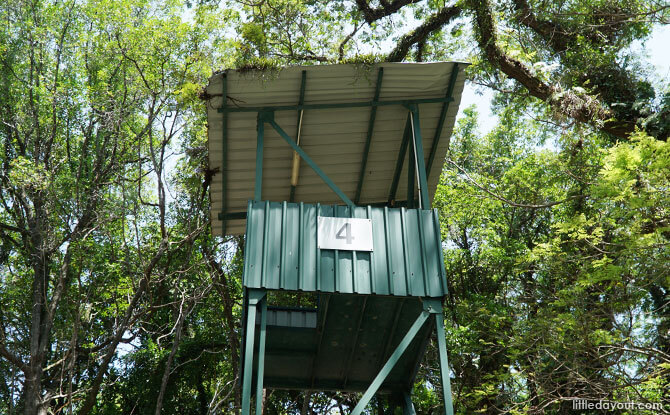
243 200 447 297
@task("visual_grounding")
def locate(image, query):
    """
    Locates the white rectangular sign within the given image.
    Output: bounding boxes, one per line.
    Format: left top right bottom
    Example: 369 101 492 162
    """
317 216 373 252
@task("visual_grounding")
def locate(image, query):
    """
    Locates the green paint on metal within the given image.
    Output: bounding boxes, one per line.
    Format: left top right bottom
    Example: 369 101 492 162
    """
382 207 392 294
298 202 304 289
218 96 455 113
355 67 384 204
242 200 253 289
409 105 430 209
433 208 448 294
427 64 460 179
350 310 429 415
242 289 266 415
280 201 287 289
366 205 375 293
403 391 416 415
400 208 412 295
255 113 265 202
241 302 255 414
388 113 412 205
268 119 355 208
290 70 307 202
334 248 339 292
350 206 358 293
243 201 447 297
407 140 415 209
435 312 454 415
421 297 443 314
417 213 431 297
261 201 270 288
255 299 267 415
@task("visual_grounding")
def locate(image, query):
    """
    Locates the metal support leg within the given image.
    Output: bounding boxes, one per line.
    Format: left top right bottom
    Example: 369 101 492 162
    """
408 104 429 209
402 391 416 415
241 290 266 415
351 311 430 415
255 298 267 415
407 139 415 209
435 312 454 415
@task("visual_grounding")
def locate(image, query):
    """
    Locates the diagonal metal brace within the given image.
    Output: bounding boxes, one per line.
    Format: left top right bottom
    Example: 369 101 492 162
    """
421 297 455 415
351 310 430 415
267 118 355 208
426 64 460 178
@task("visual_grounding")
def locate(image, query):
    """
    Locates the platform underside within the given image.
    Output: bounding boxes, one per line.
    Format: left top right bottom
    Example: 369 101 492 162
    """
248 294 435 394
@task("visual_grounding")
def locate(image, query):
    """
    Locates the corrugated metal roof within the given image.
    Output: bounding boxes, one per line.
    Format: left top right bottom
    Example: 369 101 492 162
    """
205 62 468 235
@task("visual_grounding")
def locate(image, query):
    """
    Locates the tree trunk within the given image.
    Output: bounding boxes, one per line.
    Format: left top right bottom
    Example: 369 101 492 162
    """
23 373 45 415
155 304 187 415
25 212 48 415
300 391 311 415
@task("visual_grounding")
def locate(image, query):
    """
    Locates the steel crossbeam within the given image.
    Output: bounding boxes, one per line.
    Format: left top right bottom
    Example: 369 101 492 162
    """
218 96 454 113
265 116 355 208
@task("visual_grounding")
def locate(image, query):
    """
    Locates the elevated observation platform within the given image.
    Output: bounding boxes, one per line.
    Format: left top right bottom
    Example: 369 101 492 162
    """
204 62 467 414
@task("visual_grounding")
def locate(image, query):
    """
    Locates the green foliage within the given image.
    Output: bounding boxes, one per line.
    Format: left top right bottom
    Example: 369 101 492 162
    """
425 105 669 413
0 0 242 413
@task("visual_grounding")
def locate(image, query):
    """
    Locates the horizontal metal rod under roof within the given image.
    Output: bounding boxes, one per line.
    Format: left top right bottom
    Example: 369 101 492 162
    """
218 96 455 113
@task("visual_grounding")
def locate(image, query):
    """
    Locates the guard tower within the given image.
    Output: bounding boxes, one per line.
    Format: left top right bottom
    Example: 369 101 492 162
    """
204 62 467 414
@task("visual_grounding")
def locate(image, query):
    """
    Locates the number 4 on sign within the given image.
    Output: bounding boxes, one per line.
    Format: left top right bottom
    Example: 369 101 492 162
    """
317 216 373 252
336 223 354 244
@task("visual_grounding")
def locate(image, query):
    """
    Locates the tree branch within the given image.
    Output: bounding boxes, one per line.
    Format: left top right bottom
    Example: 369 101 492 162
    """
272 52 329 62
339 23 362 60
511 0 573 53
447 159 586 209
470 0 635 140
387 6 461 62
0 344 29 374
509 0 670 140
0 221 29 236
355 0 422 24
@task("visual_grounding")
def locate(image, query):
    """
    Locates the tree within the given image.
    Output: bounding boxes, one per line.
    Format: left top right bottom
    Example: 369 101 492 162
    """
0 1 236 413
431 107 669 413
